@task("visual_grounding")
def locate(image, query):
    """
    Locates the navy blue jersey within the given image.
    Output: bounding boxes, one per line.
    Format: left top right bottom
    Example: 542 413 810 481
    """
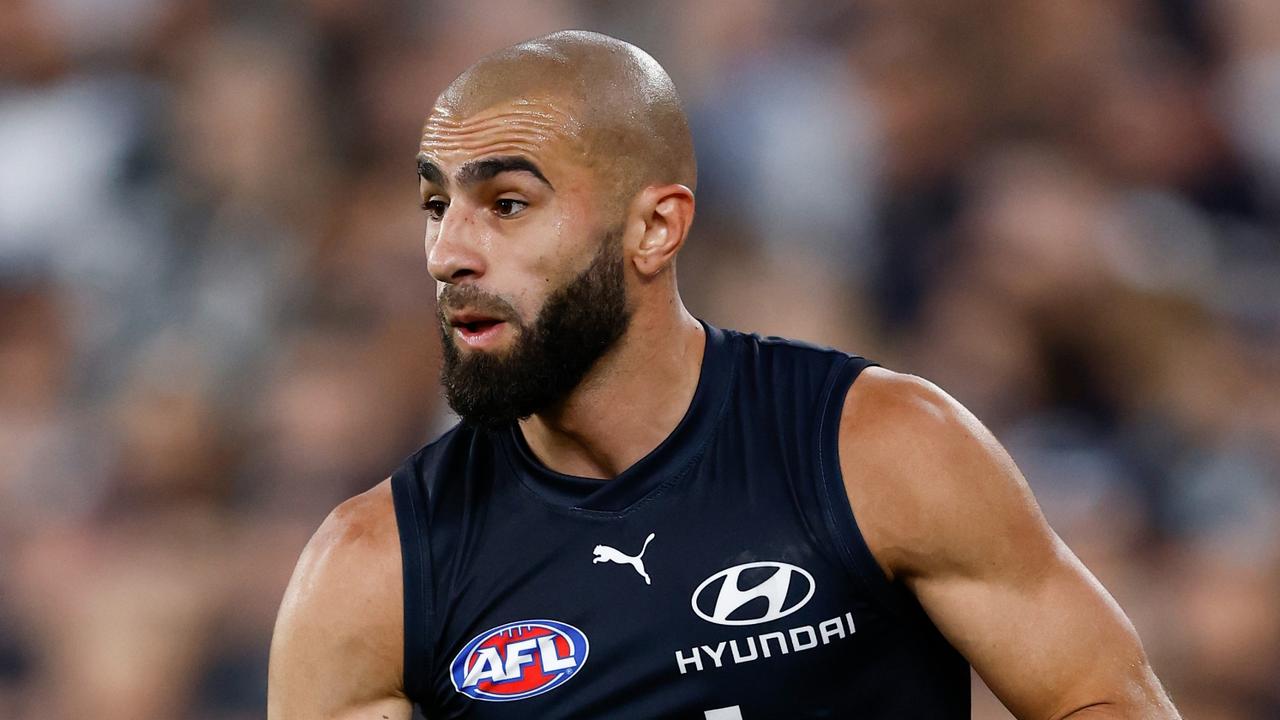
391 323 969 718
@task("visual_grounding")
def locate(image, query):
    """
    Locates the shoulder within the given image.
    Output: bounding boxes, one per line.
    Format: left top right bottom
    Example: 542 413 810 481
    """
268 480 405 714
837 367 1044 581
309 479 401 572
275 479 402 645
839 367 991 452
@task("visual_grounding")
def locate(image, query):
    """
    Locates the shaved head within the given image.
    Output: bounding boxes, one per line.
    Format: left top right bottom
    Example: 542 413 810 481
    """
420 32 700 426
427 30 696 206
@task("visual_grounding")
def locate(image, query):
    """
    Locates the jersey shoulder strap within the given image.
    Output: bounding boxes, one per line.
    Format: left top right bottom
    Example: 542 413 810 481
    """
389 424 475 703
727 332 919 619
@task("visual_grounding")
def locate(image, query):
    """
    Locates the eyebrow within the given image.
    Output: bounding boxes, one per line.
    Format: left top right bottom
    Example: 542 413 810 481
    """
416 154 554 191
416 156 446 187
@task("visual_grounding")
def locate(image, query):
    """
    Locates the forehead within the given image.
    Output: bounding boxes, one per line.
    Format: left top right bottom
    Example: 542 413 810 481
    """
419 96 586 173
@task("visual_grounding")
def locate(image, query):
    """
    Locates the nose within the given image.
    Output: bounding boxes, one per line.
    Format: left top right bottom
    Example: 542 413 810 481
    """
426 205 485 284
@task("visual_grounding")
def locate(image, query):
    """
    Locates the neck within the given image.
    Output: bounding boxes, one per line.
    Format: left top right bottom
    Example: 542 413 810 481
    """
518 297 705 479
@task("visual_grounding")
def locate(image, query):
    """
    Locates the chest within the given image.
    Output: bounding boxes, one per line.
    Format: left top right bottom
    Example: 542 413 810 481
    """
421 460 896 718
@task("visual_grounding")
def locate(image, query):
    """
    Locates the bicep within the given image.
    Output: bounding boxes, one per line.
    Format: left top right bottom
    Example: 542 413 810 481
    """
905 501 1154 719
269 597 413 720
268 482 414 720
841 370 1175 719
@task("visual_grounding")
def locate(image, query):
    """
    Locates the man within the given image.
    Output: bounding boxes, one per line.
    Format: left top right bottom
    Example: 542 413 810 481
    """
268 31 1181 719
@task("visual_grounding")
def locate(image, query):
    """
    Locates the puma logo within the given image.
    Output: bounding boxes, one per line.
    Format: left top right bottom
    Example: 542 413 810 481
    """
592 532 656 585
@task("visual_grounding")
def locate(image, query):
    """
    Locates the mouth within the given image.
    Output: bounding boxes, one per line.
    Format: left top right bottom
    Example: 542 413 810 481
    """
447 310 510 349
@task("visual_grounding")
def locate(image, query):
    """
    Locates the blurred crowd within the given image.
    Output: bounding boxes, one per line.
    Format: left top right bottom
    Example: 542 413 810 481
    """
1 0 1278 717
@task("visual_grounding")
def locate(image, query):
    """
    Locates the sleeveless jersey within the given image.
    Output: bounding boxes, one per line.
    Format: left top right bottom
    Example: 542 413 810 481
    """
391 323 970 718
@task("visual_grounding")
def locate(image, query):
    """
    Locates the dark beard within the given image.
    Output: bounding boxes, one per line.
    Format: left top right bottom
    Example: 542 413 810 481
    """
438 230 631 429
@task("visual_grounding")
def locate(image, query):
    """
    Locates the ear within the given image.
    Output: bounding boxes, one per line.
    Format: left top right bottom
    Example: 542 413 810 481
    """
627 184 695 278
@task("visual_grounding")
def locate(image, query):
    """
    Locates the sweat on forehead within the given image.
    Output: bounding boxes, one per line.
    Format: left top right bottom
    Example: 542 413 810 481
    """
421 98 583 163
424 30 697 196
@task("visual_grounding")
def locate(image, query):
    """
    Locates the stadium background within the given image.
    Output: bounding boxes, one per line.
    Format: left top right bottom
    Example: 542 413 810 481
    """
2 0 1279 717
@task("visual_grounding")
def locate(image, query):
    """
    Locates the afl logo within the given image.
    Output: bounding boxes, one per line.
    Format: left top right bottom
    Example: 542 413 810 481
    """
692 561 816 626
450 619 589 702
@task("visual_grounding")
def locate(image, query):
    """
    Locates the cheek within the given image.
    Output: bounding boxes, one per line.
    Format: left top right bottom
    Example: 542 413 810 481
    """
500 198 600 319
511 217 576 287
503 265 569 330
507 280 554 326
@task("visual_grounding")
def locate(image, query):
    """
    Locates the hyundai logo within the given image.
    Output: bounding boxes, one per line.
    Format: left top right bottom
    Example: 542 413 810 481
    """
691 562 815 626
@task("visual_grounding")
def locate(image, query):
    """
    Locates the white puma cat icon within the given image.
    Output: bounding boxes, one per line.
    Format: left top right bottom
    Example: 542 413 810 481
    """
592 532 656 585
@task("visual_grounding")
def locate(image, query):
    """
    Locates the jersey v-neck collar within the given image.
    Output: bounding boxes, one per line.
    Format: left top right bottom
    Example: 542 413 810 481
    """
496 320 735 514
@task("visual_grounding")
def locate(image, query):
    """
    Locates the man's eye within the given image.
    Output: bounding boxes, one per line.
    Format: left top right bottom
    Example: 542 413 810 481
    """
494 198 528 217
421 199 448 221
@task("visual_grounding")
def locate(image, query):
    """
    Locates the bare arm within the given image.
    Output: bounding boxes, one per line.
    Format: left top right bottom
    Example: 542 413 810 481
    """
268 480 414 720
840 368 1179 720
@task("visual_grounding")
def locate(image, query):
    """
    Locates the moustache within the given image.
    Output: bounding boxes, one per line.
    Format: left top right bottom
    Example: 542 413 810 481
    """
437 284 520 325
